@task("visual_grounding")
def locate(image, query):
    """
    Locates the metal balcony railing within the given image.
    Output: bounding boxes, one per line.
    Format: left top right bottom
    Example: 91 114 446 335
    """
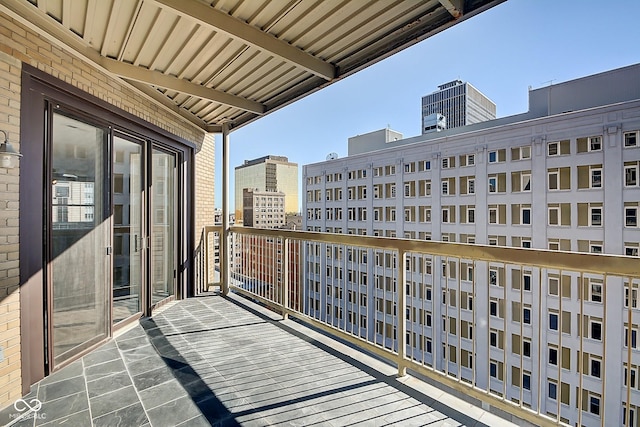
197 226 640 427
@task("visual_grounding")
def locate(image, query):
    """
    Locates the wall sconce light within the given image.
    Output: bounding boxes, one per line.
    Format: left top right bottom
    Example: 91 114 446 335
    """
0 130 22 169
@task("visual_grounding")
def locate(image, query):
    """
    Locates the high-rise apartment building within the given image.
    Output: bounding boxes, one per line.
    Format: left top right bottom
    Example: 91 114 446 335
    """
234 155 299 223
421 80 496 133
303 63 640 425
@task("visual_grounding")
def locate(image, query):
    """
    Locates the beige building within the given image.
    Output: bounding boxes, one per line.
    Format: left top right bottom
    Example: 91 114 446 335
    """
235 155 298 223
242 188 285 229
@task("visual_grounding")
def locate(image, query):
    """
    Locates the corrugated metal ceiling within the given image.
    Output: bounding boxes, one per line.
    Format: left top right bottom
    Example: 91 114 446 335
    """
2 0 505 132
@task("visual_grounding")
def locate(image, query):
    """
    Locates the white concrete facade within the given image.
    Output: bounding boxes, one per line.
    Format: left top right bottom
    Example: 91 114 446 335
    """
302 64 640 426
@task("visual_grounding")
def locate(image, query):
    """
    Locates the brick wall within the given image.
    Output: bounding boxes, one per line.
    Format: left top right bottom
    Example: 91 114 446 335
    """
195 132 216 244
0 11 210 410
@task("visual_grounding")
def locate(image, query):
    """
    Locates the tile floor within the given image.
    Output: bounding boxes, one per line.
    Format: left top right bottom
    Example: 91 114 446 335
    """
1 293 515 426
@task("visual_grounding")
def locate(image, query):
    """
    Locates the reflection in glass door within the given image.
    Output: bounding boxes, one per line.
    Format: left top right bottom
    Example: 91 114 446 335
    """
151 148 176 305
50 111 109 367
112 136 143 323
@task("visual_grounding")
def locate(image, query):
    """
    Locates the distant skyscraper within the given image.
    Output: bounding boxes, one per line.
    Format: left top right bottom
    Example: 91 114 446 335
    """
421 80 496 133
234 155 298 223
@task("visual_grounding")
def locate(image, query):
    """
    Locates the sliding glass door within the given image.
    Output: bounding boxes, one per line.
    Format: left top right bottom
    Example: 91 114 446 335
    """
50 111 109 367
151 148 177 305
112 135 144 323
46 112 181 370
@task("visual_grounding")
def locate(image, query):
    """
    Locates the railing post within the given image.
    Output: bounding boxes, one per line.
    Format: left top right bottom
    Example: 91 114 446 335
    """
398 248 407 377
282 237 290 320
221 122 231 296
203 228 209 292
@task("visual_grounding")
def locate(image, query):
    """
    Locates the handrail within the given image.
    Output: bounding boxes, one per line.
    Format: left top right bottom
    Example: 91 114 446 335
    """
230 225 640 276
207 225 640 426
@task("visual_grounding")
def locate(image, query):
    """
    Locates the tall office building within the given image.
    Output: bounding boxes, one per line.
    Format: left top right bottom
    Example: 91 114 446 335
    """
421 80 496 133
234 155 299 223
303 64 640 425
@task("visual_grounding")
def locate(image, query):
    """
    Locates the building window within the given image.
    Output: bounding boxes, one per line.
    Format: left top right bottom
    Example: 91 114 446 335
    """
549 347 558 365
512 145 531 161
626 207 638 227
424 160 431 170
523 372 531 391
590 206 602 226
590 320 602 341
548 170 559 190
522 207 531 225
590 395 601 416
549 313 559 331
590 356 602 378
523 307 531 324
589 136 602 151
591 168 602 188
490 300 498 317
590 281 603 303
489 268 499 286
521 173 531 192
441 180 449 195
548 141 559 156
626 244 640 257
625 131 638 148
625 164 638 187
468 208 475 224
488 177 497 193
548 381 557 400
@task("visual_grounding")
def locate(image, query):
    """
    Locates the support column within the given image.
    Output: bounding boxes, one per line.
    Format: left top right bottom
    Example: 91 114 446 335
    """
221 122 231 295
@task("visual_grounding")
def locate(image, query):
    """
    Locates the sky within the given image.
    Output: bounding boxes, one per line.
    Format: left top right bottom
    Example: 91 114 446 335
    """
214 0 640 211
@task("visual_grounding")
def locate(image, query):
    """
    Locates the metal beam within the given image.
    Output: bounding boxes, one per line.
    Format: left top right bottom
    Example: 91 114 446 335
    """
101 58 266 114
151 0 336 81
221 122 231 296
438 0 463 18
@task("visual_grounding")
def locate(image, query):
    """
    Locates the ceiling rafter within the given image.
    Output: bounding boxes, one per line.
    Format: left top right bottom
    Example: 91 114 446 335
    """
438 0 463 18
0 0 264 124
150 0 336 81
102 58 266 114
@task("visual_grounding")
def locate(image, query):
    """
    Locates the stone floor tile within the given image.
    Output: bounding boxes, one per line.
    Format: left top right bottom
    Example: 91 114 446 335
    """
37 376 86 402
89 385 140 418
92 402 149 427
145 395 203 427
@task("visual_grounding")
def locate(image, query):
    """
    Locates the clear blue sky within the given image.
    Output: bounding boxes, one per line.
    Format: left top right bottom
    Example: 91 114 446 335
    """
214 0 640 210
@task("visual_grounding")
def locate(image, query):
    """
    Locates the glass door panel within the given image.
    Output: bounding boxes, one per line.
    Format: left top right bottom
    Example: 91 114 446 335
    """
50 111 109 367
151 148 176 305
112 136 143 323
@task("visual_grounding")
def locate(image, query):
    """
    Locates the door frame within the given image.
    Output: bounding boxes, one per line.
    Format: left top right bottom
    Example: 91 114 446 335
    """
19 64 195 392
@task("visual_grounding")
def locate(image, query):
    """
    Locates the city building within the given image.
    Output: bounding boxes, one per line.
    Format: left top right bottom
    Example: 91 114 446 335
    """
242 188 286 228
283 213 303 230
421 79 496 133
234 155 299 223
303 63 640 424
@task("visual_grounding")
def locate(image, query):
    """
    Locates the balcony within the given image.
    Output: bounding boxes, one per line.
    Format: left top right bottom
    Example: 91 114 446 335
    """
195 226 640 427
5 226 639 426
3 292 509 426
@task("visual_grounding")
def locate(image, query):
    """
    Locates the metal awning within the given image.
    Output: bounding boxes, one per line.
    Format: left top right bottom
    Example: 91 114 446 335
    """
2 0 504 132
